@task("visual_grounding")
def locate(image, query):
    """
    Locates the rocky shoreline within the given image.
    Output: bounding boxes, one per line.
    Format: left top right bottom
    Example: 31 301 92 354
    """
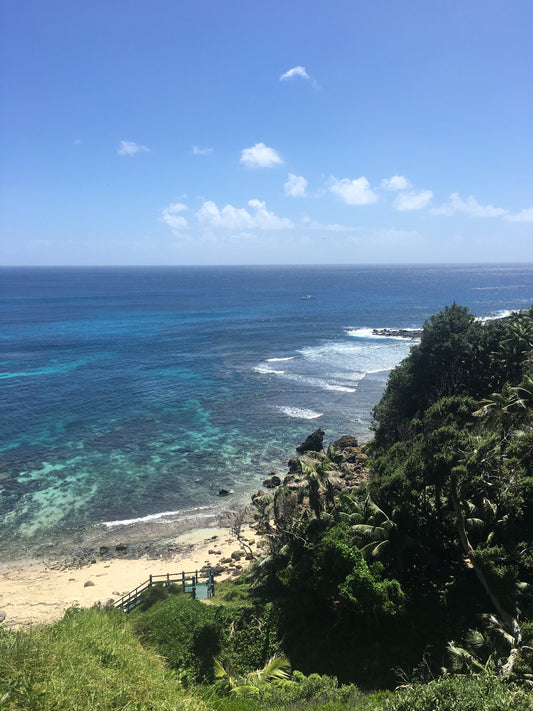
5 429 370 571
372 328 422 340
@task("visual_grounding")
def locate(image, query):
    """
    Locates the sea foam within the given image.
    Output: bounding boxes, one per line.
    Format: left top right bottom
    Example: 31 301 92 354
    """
277 406 323 419
102 504 217 528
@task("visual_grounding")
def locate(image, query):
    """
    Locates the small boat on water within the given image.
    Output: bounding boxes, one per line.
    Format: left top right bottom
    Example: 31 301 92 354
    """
301 295 316 300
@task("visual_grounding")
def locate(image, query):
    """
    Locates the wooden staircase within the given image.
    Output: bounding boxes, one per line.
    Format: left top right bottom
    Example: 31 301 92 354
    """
114 567 215 612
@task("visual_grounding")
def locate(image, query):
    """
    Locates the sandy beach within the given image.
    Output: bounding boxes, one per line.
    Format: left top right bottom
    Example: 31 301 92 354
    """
0 523 259 630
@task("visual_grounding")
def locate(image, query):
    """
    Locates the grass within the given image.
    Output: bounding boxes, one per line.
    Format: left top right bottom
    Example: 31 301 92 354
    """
0 606 208 710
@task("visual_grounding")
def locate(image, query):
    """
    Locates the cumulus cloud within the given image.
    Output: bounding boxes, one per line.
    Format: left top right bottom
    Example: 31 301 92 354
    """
395 190 433 211
240 142 284 168
505 207 533 223
160 202 188 232
328 176 378 205
192 145 213 155
196 199 293 231
380 175 411 192
284 173 308 197
117 140 150 157
433 192 507 218
197 201 253 231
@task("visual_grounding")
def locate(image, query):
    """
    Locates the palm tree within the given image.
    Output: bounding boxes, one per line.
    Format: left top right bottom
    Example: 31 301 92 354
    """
214 655 291 697
474 383 520 458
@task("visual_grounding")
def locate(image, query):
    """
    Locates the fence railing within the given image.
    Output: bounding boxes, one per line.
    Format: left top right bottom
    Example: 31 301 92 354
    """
114 567 215 612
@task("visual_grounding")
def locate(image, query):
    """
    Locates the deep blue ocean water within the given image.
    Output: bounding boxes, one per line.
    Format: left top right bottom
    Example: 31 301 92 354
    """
1 264 532 557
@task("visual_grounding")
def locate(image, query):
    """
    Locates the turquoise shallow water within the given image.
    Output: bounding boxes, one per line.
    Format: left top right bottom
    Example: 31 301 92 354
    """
1 264 532 557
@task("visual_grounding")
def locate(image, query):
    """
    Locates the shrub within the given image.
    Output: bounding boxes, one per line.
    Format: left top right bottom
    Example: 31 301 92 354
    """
382 675 532 711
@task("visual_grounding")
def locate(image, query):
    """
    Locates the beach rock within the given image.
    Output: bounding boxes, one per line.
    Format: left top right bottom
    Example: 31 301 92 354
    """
0 611 6 623
296 428 325 454
231 550 243 560
84 580 95 587
372 328 421 340
99 546 110 556
262 474 281 488
218 488 231 497
115 543 128 553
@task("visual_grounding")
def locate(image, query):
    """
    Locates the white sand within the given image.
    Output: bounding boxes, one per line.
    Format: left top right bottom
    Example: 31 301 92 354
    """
0 525 258 629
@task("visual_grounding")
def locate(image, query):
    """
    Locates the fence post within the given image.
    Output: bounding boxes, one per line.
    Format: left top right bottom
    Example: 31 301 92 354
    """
149 574 152 587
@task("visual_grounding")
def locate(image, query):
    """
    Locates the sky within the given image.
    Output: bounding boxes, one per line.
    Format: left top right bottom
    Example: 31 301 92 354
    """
1 0 532 265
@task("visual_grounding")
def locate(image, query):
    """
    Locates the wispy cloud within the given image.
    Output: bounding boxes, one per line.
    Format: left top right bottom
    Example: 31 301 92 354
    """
395 190 433 211
160 202 189 232
432 192 507 218
192 145 213 155
328 176 378 205
280 65 319 88
380 175 411 191
117 140 150 157
284 173 308 197
240 143 284 168
300 216 353 232
505 207 533 223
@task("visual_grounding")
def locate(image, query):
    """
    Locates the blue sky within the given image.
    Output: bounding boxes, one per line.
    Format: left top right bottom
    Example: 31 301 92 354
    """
1 0 532 265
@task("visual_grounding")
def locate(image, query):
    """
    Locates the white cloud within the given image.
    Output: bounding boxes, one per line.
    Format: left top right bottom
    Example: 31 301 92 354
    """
280 66 310 81
381 175 411 191
505 207 533 223
240 142 284 168
300 216 352 232
395 190 433 211
192 145 213 155
328 176 378 205
433 192 507 218
196 199 293 232
279 65 319 88
247 199 294 229
117 140 150 157
197 201 253 230
284 173 308 197
160 202 189 231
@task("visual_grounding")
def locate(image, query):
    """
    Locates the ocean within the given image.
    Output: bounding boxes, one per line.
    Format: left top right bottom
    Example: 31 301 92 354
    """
1 264 532 559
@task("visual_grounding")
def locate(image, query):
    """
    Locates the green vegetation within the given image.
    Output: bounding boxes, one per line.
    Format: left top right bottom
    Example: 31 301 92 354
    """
0 606 207 710
1 303 532 709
